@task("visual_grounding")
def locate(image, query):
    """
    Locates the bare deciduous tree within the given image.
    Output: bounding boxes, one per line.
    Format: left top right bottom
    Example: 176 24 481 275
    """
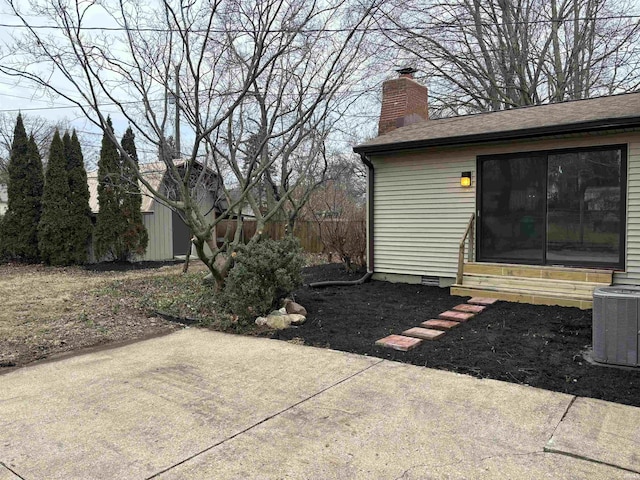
0 0 380 288
304 157 366 270
378 0 640 115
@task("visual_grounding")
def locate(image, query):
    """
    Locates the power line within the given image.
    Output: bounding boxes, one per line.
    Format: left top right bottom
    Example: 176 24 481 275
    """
0 96 166 113
0 14 638 33
0 103 80 113
0 87 380 114
0 91 68 105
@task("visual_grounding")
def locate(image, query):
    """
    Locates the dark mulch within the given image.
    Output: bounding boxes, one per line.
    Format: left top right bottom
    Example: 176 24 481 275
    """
84 260 182 272
268 263 640 407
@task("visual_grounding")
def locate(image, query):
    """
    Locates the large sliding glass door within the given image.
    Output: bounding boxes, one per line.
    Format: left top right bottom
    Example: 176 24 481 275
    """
480 155 546 263
478 145 625 269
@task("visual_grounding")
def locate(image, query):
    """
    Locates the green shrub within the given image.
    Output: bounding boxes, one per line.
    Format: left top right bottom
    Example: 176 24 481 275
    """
222 236 304 323
3 116 44 262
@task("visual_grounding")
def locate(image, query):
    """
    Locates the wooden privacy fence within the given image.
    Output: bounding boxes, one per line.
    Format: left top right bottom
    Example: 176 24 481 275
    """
216 219 365 253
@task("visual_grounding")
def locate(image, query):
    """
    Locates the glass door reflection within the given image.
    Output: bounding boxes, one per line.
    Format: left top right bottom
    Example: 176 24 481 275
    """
546 150 622 266
479 156 546 263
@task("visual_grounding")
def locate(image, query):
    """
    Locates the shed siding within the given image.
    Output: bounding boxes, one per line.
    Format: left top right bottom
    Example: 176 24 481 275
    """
141 201 173 261
141 188 218 261
372 130 640 282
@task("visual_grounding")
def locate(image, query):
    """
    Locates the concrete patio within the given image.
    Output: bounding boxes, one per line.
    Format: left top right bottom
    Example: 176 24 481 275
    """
1 329 638 479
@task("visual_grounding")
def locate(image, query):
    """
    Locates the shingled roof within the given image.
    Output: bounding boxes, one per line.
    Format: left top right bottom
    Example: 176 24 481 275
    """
87 159 226 214
87 162 165 214
354 91 640 154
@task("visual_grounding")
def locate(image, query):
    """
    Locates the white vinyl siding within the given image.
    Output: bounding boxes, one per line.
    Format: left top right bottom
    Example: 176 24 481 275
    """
615 136 640 285
372 150 475 278
371 130 640 283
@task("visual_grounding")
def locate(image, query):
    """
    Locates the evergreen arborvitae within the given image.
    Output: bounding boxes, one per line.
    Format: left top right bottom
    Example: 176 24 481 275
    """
38 130 74 265
120 127 148 257
66 130 93 264
94 117 127 261
1 115 44 261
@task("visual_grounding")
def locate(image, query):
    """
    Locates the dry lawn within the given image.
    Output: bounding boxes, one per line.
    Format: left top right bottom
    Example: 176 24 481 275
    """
0 263 186 368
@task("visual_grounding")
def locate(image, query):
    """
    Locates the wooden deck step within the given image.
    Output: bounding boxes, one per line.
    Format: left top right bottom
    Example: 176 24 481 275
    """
451 285 593 309
453 263 613 310
461 274 602 297
463 262 613 283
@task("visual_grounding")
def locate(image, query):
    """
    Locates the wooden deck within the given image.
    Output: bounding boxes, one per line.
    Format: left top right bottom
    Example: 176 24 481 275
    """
450 263 614 309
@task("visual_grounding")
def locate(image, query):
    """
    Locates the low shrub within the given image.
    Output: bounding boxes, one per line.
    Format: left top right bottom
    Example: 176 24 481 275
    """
222 236 304 324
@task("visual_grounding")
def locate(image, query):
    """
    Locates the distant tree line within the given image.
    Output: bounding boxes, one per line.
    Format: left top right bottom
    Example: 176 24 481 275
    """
0 114 147 265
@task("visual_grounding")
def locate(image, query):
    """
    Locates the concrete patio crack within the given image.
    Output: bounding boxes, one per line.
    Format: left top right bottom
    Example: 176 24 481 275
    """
0 461 26 480
393 451 541 480
547 395 576 441
542 449 640 476
144 358 385 480
543 395 640 476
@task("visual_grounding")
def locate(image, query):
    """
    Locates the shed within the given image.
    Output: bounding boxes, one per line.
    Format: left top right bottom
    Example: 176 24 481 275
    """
88 160 225 261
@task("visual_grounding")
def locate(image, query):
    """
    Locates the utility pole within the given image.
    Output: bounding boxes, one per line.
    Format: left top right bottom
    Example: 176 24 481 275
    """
175 64 181 158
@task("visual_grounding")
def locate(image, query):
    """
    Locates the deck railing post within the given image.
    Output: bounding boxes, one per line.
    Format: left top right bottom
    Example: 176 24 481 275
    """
457 244 464 284
456 214 475 285
468 218 474 262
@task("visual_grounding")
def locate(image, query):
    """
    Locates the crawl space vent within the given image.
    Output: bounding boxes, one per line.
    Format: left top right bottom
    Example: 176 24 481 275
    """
421 276 439 286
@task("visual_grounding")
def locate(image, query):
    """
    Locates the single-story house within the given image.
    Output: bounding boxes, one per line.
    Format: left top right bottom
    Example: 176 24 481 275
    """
88 160 226 261
0 184 7 216
354 69 640 309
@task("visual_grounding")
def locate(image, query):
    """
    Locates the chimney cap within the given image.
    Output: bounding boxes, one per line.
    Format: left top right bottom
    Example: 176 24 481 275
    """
396 67 418 77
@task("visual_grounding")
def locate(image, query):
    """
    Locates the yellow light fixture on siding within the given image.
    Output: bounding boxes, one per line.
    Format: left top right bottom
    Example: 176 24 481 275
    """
460 171 472 187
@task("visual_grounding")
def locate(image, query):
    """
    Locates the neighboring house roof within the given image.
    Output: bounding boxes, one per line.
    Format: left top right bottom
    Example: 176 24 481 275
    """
354 91 640 154
88 160 226 214
87 162 165 214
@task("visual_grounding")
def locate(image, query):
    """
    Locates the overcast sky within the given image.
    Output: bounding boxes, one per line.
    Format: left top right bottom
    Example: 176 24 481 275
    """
0 2 192 168
0 1 382 172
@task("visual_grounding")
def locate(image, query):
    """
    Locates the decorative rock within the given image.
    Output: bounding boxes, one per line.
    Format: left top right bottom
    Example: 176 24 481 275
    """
256 313 305 329
265 314 292 330
284 299 308 316
278 307 287 314
288 314 306 325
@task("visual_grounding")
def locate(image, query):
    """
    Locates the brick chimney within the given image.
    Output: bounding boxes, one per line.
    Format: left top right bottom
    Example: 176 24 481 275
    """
378 68 428 136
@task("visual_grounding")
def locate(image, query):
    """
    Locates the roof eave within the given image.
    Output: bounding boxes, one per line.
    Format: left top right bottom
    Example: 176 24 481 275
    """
353 116 640 155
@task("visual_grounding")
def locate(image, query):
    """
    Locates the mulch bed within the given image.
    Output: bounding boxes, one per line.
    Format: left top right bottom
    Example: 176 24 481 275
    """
268 263 640 407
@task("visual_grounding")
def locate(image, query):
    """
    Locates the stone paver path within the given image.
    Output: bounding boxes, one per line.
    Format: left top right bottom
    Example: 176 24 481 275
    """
402 327 445 341
375 297 499 350
421 319 459 330
439 310 475 322
468 297 499 305
375 334 422 351
453 304 486 314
